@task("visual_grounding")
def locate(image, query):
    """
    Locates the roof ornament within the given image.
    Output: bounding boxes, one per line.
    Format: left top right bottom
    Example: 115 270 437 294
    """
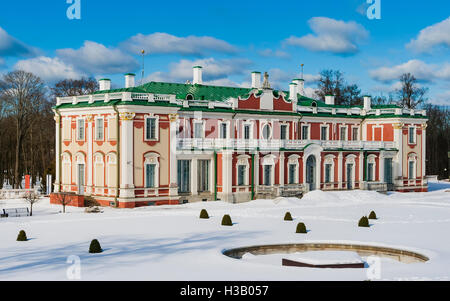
262 72 271 89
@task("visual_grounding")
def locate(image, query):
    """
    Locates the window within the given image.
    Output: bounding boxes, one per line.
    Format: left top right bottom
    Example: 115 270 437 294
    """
193 122 203 139
145 117 157 140
262 124 271 140
198 160 210 192
320 126 328 140
367 163 374 181
288 164 296 184
280 124 288 140
409 127 416 144
301 125 309 140
77 119 85 141
325 164 332 183
244 124 251 140
263 165 272 186
409 160 416 179
177 160 191 193
145 164 156 188
238 165 246 186
95 118 104 141
220 123 227 139
340 126 347 141
352 127 359 141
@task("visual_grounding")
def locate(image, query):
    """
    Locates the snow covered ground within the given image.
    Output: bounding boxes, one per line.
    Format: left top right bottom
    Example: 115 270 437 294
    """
0 181 449 281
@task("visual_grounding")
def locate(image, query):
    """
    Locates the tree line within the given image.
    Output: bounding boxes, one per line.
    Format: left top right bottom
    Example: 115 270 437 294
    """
0 69 448 191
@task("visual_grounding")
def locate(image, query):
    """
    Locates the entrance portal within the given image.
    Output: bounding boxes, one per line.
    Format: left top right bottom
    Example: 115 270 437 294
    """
306 155 316 191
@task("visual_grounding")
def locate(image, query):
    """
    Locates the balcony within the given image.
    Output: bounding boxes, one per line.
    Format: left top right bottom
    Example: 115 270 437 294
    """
176 138 396 152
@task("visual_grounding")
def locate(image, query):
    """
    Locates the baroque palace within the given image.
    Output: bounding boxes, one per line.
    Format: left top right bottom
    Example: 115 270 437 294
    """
52 66 428 208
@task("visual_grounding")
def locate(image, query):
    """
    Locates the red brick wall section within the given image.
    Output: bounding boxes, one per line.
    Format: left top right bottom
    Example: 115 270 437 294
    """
50 193 85 208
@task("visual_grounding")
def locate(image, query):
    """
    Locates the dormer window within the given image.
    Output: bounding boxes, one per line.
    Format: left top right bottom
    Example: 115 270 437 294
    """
186 94 194 101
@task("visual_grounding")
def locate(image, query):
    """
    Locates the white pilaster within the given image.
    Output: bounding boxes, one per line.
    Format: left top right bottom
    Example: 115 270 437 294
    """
316 155 322 190
222 152 233 202
87 116 93 195
279 153 285 187
54 115 61 193
191 158 198 195
338 153 343 189
422 125 426 180
359 151 364 188
379 151 385 183
119 112 135 198
169 114 178 197
254 153 260 189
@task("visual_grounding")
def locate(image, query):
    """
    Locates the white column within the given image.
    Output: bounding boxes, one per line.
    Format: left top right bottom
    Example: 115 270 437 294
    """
87 116 93 195
338 153 343 189
379 151 385 183
54 115 61 193
279 153 285 187
422 125 426 181
119 113 135 198
393 124 404 184
359 151 364 189
254 153 260 191
222 152 233 202
191 158 198 196
169 114 178 197
316 155 322 190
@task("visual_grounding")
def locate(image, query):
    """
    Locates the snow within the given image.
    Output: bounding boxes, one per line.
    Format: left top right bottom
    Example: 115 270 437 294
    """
0 180 449 281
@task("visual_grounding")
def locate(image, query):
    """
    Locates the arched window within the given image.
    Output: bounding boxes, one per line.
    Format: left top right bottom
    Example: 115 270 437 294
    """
408 153 417 180
106 153 117 193
261 155 276 186
62 152 71 186
262 123 271 140
288 155 300 184
236 155 250 186
367 155 377 182
93 153 105 193
324 155 335 184
186 94 194 101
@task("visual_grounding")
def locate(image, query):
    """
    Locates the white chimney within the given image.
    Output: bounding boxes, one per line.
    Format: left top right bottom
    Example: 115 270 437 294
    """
193 66 203 85
364 96 372 111
99 78 111 91
325 95 335 105
293 78 305 96
251 71 261 89
125 73 135 88
289 82 298 101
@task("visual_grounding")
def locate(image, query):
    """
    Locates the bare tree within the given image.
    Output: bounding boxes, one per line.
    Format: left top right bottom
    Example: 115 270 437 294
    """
57 193 72 213
23 191 40 216
0 71 47 188
396 73 428 109
51 77 98 98
315 69 362 106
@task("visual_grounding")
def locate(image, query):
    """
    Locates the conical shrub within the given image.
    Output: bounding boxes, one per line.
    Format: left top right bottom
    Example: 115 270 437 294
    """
16 230 27 241
358 216 370 227
89 239 103 253
221 214 233 226
368 211 377 220
296 222 307 234
284 212 293 221
200 209 209 219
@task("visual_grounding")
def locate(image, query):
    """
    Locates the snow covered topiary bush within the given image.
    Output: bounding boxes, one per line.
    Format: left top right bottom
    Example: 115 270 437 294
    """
284 212 293 221
296 223 307 234
200 209 209 219
89 239 103 253
16 230 27 241
368 211 377 220
221 214 233 226
358 216 370 227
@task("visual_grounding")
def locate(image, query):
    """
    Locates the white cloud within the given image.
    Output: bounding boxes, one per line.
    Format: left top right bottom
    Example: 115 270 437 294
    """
56 41 139 74
121 32 238 56
284 17 369 55
434 90 450 106
369 59 450 83
407 17 450 53
145 58 251 83
14 56 84 82
259 49 291 59
0 26 38 57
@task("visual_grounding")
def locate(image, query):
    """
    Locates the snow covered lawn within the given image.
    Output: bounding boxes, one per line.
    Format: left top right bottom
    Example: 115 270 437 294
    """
0 181 449 281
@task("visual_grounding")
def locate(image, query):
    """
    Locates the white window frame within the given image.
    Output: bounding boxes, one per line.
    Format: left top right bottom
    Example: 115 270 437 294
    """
144 153 160 188
242 121 254 140
345 154 357 189
339 125 348 141
76 118 85 141
301 124 310 140
261 154 276 186
144 115 159 141
280 123 289 140
324 155 335 184
408 126 416 144
408 154 417 180
219 120 230 139
372 125 383 141
367 154 377 182
351 126 359 141
287 154 300 184
193 119 205 139
236 155 250 186
95 117 104 141
260 121 272 140
320 124 329 141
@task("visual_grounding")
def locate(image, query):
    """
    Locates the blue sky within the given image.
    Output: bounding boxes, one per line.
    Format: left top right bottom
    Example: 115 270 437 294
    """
0 0 449 105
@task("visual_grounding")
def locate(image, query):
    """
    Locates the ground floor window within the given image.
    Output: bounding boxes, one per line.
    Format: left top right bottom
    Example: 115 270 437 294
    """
367 163 374 182
263 165 272 186
238 165 246 186
145 164 156 188
198 160 210 192
409 160 416 179
178 160 191 193
288 164 296 184
325 164 332 183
